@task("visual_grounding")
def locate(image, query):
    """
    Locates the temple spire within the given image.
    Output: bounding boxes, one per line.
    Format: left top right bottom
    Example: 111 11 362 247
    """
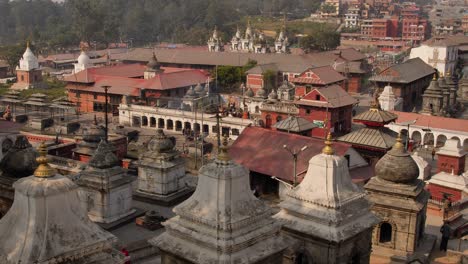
217 135 231 161
322 132 334 155
33 142 55 178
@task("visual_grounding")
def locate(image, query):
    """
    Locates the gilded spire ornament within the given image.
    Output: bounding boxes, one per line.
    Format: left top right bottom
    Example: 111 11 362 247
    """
392 133 405 151
433 73 438 81
322 132 334 155
34 142 56 178
217 135 231 161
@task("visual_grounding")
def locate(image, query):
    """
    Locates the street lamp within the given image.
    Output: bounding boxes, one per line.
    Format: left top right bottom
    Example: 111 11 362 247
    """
400 119 417 150
283 145 308 187
101 84 111 142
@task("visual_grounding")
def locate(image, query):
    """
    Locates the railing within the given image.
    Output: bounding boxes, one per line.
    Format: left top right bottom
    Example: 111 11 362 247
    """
260 103 299 115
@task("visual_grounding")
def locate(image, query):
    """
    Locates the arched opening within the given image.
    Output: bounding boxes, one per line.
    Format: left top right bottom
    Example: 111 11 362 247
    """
412 131 422 144
379 222 393 243
141 116 148 127
167 120 174 130
400 129 408 139
451 136 461 146
184 122 191 131
436 134 447 147
255 105 260 113
295 252 309 264
149 117 156 127
175 121 182 131
194 123 201 134
158 118 165 129
423 133 434 146
464 138 468 151
203 124 209 135
265 114 272 128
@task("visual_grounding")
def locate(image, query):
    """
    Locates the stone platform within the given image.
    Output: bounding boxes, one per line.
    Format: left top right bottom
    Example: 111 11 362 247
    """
133 187 194 206
97 207 146 231
371 234 437 263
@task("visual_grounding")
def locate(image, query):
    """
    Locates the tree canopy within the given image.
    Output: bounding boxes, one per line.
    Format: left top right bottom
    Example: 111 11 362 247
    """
0 0 323 50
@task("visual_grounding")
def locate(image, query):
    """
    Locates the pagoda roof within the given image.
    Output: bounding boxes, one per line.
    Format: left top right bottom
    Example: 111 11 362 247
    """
353 107 398 124
338 127 398 150
272 116 318 132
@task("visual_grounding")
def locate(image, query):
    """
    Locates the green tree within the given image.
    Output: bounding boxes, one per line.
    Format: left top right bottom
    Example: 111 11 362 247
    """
321 3 337 14
263 70 277 92
0 43 28 74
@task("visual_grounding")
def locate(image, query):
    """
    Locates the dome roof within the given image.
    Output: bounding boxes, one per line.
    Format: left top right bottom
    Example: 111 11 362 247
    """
185 86 196 97
82 123 106 143
147 129 174 153
88 140 119 169
77 50 91 65
0 136 38 178
268 90 278 101
255 88 267 98
194 83 204 93
245 88 254 97
375 135 419 184
23 46 37 61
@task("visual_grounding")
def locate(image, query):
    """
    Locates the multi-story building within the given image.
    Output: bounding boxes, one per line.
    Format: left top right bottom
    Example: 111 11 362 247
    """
345 6 361 28
321 0 340 17
360 18 399 39
410 36 465 76
401 5 428 43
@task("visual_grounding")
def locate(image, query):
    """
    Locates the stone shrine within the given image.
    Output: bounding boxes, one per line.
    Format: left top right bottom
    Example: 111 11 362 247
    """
0 142 124 263
274 133 378 264
77 140 136 227
421 74 445 116
151 137 286 264
73 119 106 162
11 42 46 90
0 135 37 217
364 135 435 263
135 129 193 205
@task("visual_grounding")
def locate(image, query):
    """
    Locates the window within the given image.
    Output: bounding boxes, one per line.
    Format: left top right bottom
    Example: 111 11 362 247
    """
306 85 312 94
379 222 392 243
93 94 98 100
21 75 24 81
76 92 81 98
306 109 311 115
315 94 321 101
212 125 219 133
232 129 240 136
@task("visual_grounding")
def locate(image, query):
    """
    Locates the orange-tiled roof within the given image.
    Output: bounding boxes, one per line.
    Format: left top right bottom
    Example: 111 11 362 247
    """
392 111 468 133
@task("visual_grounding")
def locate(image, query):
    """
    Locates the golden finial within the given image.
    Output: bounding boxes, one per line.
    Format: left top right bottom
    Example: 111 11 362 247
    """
34 142 56 178
217 135 231 161
393 133 405 151
26 41 30 48
433 73 438 81
322 132 334 155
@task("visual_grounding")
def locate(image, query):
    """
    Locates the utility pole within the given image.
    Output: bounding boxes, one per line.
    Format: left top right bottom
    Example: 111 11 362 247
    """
283 145 308 187
102 84 111 142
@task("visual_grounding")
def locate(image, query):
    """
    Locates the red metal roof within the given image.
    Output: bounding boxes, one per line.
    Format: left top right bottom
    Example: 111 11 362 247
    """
68 69 209 96
229 127 352 183
392 111 468 133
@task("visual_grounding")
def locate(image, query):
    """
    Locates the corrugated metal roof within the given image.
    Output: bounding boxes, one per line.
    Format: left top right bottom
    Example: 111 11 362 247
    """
273 116 318 132
229 127 351 183
296 85 357 108
392 111 468 133
369 57 435 84
353 108 398 124
338 127 397 150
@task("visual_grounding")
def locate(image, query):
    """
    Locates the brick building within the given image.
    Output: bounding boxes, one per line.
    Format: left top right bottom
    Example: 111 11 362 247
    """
369 58 436 111
401 5 428 43
289 66 346 97
65 62 209 113
360 18 399 39
295 85 357 138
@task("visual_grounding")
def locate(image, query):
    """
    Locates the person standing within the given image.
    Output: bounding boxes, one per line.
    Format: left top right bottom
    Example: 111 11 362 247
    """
440 222 451 252
432 148 436 161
